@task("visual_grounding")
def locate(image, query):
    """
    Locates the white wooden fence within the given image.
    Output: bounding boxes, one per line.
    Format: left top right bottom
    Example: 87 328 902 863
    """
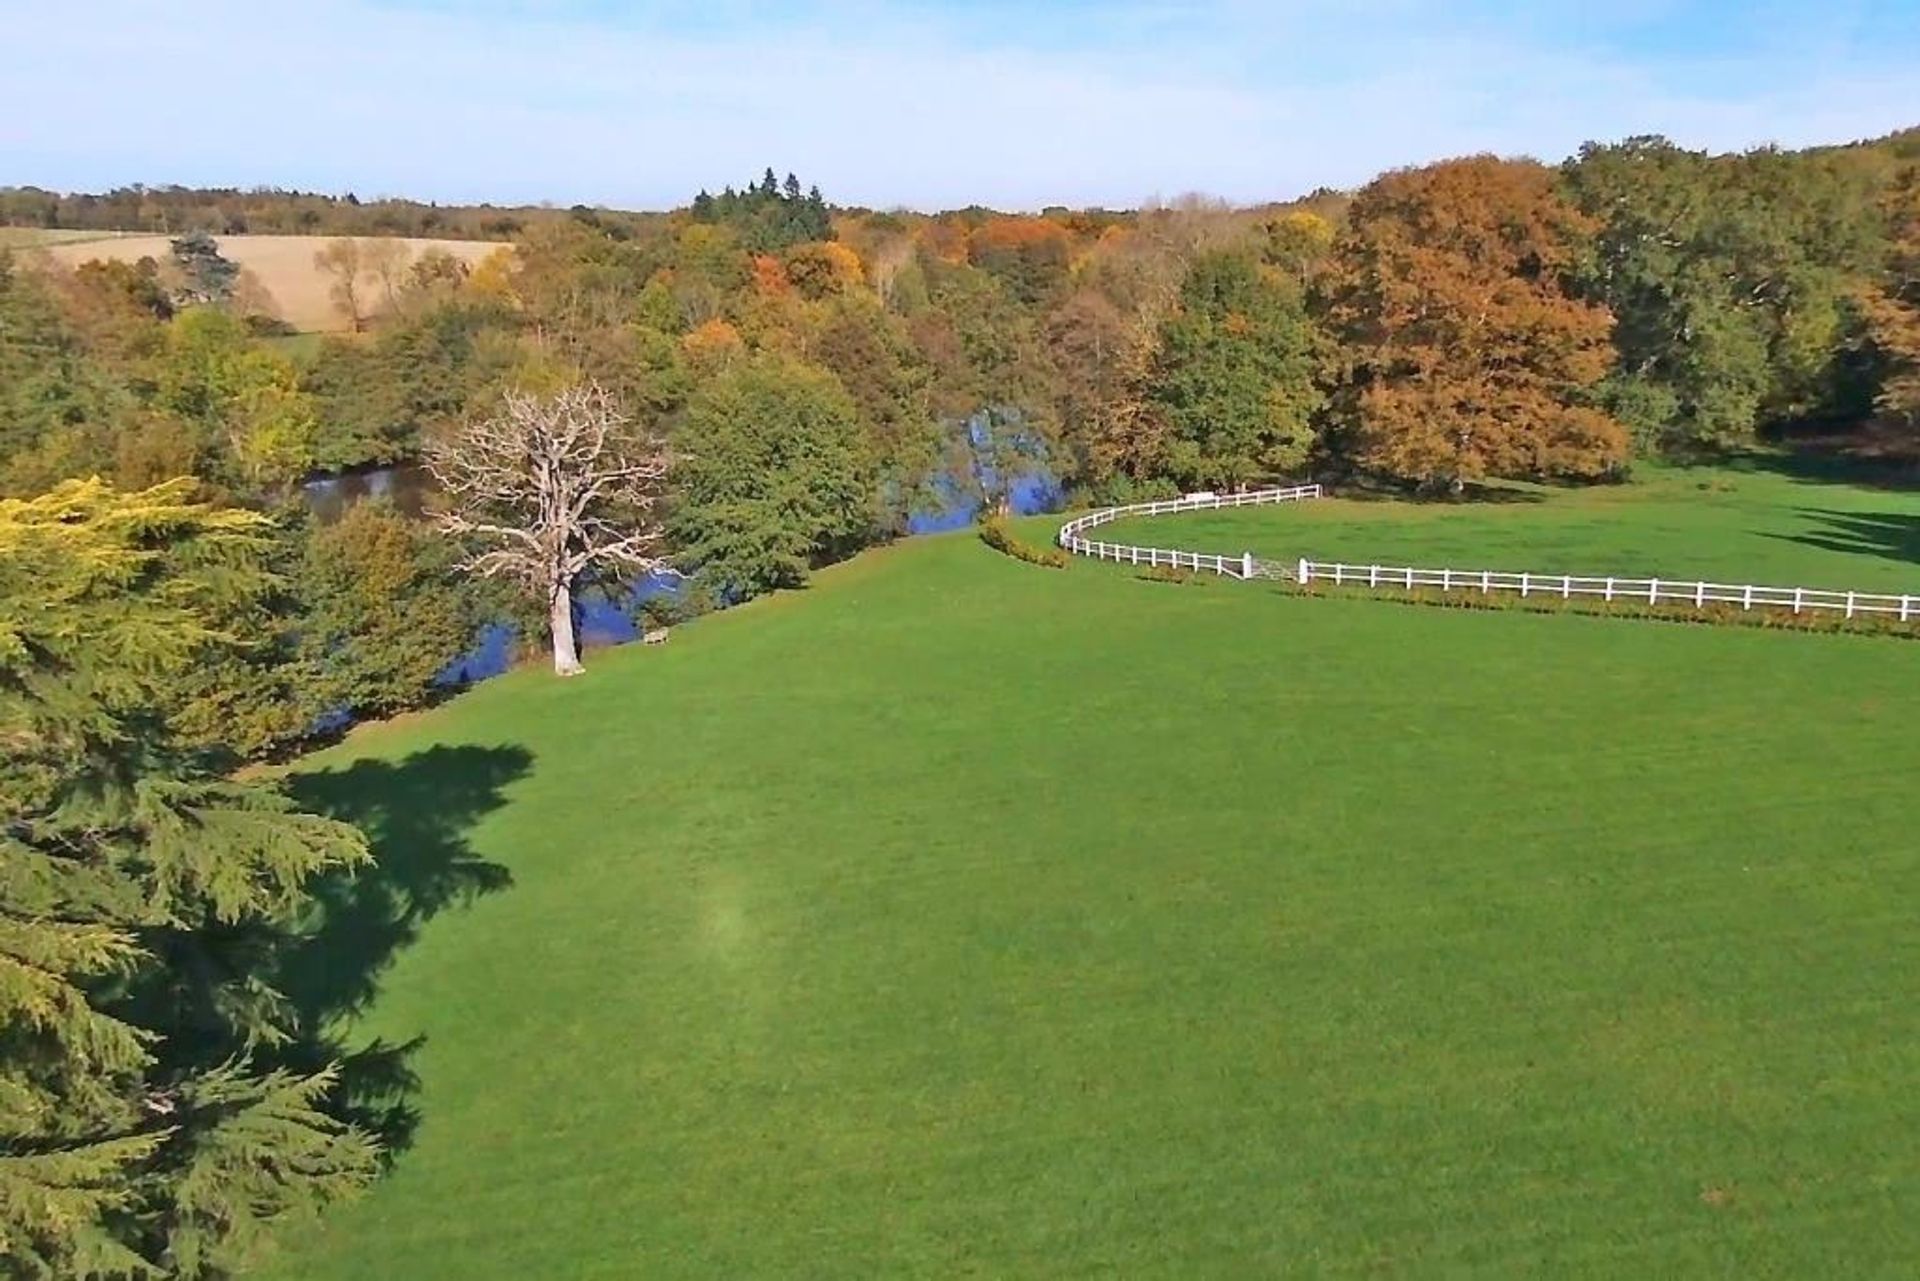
1297 561 1920 620
1055 483 1919 623
1056 485 1321 580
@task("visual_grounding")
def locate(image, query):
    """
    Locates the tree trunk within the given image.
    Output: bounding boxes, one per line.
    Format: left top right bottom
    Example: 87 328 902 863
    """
550 579 585 676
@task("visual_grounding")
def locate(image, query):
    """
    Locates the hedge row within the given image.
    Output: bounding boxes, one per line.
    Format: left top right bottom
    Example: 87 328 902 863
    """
1285 579 1920 639
980 517 1069 569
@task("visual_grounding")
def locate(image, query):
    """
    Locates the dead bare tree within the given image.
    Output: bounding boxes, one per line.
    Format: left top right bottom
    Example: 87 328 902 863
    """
426 382 670 675
312 238 366 332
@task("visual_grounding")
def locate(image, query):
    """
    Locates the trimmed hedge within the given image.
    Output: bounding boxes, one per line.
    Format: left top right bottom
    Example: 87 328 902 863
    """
1136 565 1214 586
980 516 1069 569
1285 579 1920 640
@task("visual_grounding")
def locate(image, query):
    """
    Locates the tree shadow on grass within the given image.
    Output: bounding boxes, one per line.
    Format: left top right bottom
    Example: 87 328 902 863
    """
1733 439 1920 493
275 744 530 1158
1765 509 1920 569
1328 476 1548 505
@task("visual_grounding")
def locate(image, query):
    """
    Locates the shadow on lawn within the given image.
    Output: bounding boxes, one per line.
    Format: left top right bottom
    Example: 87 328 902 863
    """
1732 438 1920 492
276 744 529 1159
1767 509 1920 569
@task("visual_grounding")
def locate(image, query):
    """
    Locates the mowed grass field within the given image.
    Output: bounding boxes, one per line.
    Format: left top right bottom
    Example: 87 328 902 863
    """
38 234 504 332
266 467 1920 1278
1101 461 1920 593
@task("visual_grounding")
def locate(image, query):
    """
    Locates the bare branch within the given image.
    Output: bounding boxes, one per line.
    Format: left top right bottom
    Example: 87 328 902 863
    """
427 380 672 673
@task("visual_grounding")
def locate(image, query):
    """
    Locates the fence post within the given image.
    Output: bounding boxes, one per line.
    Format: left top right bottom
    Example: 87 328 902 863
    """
1297 557 1310 584
1743 585 1753 611
1694 581 1705 608
1793 587 1804 614
1903 596 1912 623
1562 575 1571 599
1242 551 1254 580
1442 568 1451 592
1846 591 1857 619
1370 564 1380 587
1649 578 1659 604
1605 577 1615 602
1521 572 1530 598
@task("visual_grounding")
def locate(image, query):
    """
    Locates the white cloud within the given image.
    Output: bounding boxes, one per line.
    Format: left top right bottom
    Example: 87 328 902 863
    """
0 0 1912 209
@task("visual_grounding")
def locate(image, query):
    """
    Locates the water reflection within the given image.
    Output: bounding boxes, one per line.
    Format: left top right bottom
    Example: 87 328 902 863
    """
301 457 1060 690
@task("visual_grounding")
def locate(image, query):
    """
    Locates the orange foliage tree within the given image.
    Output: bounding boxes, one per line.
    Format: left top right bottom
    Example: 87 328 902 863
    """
1326 156 1627 488
681 317 746 373
783 241 864 300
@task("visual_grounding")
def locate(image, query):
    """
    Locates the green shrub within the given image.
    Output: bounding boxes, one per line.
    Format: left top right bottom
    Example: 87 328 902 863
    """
1137 565 1213 586
1285 579 1920 639
980 516 1068 569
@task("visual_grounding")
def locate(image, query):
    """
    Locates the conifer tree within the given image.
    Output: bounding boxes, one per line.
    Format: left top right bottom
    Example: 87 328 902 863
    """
0 479 378 1278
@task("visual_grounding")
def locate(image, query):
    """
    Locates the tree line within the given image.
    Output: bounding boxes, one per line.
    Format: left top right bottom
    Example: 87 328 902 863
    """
4 131 1920 1274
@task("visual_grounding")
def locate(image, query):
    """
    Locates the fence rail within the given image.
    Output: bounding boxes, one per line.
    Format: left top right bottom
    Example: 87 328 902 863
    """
1056 485 1321 580
1299 560 1920 620
1055 483 1918 624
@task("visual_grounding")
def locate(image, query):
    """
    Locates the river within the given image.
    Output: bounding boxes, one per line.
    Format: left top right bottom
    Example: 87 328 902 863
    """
300 458 1061 685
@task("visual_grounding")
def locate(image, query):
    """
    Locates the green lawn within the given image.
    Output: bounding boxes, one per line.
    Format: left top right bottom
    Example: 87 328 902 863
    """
267 469 1920 1278
1096 461 1920 593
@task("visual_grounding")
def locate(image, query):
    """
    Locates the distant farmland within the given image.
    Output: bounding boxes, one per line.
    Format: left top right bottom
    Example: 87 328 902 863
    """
39 234 506 333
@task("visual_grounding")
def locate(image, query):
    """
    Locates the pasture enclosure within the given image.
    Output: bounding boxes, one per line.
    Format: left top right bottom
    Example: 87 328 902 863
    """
1070 469 1920 623
267 470 1920 1278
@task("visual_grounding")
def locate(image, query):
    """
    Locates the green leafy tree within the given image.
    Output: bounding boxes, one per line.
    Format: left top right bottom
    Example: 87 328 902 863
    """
1565 136 1885 451
670 353 875 596
296 503 480 719
1864 165 1920 428
157 309 321 485
0 478 378 1278
1143 249 1323 488
0 253 127 493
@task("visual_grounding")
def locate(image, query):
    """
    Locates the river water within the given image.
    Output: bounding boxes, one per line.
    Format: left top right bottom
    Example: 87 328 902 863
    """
300 459 1061 685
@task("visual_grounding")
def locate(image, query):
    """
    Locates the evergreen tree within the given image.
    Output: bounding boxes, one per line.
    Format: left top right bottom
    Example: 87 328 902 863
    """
0 479 378 1278
168 232 239 308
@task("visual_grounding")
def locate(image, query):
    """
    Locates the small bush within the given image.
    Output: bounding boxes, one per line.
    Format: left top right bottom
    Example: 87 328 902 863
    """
1137 565 1212 586
980 516 1068 569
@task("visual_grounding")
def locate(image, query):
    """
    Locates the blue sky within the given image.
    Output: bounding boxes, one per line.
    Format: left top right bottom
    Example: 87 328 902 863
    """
1 1 1914 210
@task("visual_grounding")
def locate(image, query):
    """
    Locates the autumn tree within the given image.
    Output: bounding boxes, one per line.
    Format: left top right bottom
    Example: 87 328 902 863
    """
426 382 669 676
1326 156 1627 488
0 479 378 1278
